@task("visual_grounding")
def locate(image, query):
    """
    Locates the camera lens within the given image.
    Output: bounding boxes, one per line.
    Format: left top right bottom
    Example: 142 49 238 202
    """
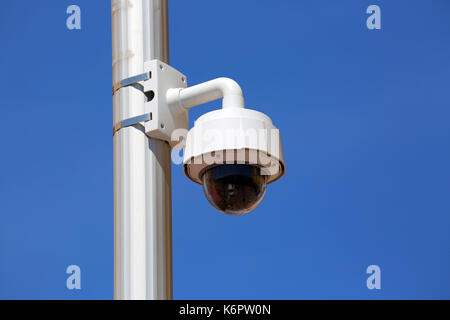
202 164 267 215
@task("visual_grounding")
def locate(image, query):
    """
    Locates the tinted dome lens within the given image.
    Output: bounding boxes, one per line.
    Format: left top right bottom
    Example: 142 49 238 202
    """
202 165 267 215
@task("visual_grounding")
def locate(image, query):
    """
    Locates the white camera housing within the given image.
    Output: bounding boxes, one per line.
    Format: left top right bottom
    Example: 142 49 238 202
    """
183 107 285 185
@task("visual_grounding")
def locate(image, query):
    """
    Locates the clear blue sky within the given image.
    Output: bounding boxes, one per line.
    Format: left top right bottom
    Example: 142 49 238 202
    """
1 0 450 299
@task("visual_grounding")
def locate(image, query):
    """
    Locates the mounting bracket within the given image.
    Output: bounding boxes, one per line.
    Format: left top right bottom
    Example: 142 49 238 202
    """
113 59 188 148
113 59 246 149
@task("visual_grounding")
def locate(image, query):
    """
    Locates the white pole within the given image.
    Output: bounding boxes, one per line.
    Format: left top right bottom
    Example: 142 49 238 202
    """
112 0 172 300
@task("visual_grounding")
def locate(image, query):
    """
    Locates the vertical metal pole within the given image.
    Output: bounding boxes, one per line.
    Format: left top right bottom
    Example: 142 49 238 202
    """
112 0 172 300
142 0 172 300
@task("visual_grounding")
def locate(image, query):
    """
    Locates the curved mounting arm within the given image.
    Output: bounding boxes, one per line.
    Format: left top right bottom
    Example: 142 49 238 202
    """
167 77 245 112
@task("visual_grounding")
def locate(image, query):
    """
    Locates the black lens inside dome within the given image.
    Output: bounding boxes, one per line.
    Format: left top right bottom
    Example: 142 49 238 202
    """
202 164 267 215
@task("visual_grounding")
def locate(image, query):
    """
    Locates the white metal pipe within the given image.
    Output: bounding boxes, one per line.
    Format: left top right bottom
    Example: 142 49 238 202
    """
143 0 169 64
167 77 245 110
112 0 147 300
142 0 173 300
112 0 172 300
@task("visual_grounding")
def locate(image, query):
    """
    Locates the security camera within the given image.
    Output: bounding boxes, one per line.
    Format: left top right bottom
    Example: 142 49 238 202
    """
178 101 285 215
171 78 286 215
117 61 285 215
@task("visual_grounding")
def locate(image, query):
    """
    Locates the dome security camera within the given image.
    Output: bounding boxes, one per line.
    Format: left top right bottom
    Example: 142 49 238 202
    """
115 60 286 215
168 76 286 215
182 106 285 215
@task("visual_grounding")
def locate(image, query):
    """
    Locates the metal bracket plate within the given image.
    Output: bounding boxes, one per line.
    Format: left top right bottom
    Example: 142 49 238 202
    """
142 60 188 147
112 60 188 147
